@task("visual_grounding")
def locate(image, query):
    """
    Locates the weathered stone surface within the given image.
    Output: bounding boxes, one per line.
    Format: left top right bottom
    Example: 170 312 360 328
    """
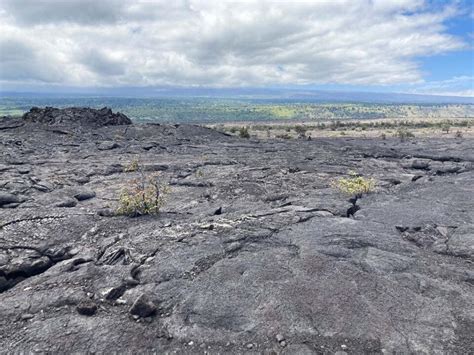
0 192 20 206
444 224 474 259
55 197 77 208
98 141 119 151
0 108 472 353
411 160 430 170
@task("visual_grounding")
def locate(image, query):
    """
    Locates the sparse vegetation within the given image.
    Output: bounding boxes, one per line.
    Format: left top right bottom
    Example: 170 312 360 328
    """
125 159 140 172
224 119 472 136
332 171 376 197
441 122 451 133
195 168 204 178
117 162 169 217
216 117 473 140
294 125 308 137
395 128 415 141
330 121 341 131
239 126 250 138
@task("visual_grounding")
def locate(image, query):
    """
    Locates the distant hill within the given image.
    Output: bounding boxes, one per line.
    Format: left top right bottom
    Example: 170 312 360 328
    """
1 87 473 104
1 95 472 122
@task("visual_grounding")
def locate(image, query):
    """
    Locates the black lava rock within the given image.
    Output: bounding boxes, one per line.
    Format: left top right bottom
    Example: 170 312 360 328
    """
23 107 131 127
129 294 156 318
76 301 98 316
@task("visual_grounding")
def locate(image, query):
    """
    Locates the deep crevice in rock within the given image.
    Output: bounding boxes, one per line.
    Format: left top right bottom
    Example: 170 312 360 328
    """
0 248 73 293
347 195 360 217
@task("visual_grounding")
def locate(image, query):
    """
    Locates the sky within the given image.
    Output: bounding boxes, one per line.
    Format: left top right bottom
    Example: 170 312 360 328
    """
0 0 473 97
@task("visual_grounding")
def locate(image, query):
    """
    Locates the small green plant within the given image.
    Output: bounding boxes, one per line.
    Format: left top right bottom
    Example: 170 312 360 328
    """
395 128 415 142
239 126 250 138
117 160 169 217
276 133 292 139
455 130 463 138
332 171 376 197
330 120 342 131
441 123 450 134
229 127 237 133
294 125 308 137
195 168 204 178
117 173 169 217
125 159 140 172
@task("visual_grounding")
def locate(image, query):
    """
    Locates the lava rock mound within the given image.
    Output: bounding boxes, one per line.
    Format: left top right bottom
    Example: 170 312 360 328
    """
23 106 132 127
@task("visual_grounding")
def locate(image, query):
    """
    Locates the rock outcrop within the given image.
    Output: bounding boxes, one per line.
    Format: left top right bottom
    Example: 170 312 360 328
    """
0 108 473 353
22 106 132 127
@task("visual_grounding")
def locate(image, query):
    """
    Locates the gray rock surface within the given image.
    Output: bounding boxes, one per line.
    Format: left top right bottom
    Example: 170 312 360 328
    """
0 108 473 353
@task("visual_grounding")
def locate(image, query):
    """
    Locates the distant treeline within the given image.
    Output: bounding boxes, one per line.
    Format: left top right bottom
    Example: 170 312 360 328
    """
248 119 472 132
1 96 473 122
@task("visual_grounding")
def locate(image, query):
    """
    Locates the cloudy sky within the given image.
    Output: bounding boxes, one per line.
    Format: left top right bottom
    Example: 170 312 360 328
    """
0 0 473 96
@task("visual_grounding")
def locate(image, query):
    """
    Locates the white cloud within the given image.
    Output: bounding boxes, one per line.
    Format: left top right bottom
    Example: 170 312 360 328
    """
0 0 467 88
409 76 474 97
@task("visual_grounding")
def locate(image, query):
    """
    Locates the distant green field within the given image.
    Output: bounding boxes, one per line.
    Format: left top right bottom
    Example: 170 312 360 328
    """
0 109 24 116
1 96 473 123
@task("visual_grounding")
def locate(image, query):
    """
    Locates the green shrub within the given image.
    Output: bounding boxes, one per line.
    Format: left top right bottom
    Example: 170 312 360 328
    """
294 125 308 136
117 169 169 217
332 171 375 197
330 121 340 131
195 168 204 178
239 126 250 138
125 159 140 172
395 128 415 142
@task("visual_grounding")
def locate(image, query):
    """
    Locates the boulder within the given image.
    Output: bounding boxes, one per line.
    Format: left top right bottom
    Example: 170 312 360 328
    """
73 190 96 201
76 300 98 316
129 294 156 318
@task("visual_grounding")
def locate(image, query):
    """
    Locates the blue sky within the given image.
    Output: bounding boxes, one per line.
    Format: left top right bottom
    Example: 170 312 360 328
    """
0 0 473 97
414 0 473 92
421 3 473 82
